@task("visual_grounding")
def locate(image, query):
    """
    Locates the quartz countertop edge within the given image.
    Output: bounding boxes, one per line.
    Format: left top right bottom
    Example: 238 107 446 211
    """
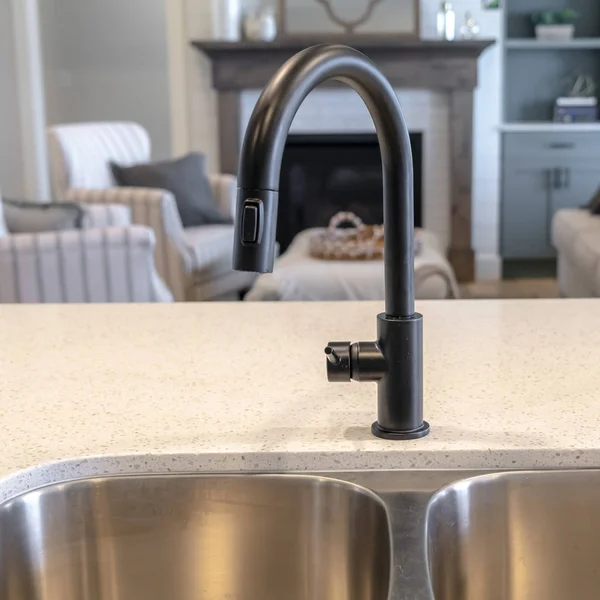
1 300 599 503
0 447 598 504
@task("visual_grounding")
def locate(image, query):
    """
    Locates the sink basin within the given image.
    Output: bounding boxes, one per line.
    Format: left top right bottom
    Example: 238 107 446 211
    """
0 474 391 600
426 470 600 600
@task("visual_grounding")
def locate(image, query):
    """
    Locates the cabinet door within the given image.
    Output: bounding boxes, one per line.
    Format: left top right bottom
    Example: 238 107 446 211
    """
550 161 599 217
502 161 553 259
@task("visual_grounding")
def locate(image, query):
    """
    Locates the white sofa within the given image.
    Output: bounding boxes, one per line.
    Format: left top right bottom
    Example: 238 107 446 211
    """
552 208 600 297
0 200 171 303
48 122 255 301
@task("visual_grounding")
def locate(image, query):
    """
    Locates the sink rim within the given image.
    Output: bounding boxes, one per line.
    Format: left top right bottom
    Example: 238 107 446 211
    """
426 467 600 505
0 471 393 512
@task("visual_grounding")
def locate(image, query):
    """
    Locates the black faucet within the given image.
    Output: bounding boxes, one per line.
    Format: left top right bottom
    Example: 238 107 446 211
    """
233 44 429 440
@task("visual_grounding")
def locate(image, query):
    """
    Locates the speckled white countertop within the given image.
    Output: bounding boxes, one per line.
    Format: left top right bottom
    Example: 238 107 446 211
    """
0 299 599 501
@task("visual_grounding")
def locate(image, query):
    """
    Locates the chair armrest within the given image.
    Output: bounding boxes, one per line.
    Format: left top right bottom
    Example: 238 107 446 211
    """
65 187 191 300
65 188 184 242
0 227 173 303
82 204 132 228
209 174 238 219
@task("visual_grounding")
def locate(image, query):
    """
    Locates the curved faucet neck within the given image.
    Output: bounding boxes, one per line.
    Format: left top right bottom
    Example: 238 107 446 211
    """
235 44 415 318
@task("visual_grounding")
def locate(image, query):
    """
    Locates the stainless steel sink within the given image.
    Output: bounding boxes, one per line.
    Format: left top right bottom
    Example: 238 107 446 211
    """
4 469 600 600
0 474 391 600
427 470 600 600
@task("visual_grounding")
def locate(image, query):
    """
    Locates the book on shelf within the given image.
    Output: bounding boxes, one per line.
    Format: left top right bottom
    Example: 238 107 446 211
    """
554 97 598 122
556 97 597 107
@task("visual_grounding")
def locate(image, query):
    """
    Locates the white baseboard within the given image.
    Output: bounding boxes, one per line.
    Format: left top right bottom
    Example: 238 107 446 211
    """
475 253 502 281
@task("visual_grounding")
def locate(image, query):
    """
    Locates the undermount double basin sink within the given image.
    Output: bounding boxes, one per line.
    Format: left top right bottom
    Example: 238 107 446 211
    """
1 470 600 599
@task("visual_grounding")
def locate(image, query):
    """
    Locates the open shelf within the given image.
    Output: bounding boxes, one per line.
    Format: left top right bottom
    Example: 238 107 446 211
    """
504 49 600 122
506 0 600 39
506 38 600 49
499 122 600 132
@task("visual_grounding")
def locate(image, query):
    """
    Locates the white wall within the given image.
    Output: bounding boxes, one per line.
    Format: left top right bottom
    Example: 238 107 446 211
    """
182 0 502 279
39 0 173 159
183 0 219 170
0 0 25 197
472 9 502 280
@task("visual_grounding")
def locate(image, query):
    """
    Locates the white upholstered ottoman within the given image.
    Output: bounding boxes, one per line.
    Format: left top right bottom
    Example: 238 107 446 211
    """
245 228 459 302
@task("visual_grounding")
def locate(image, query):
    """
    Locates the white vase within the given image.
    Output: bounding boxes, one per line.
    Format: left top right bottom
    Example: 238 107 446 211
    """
244 8 278 42
212 0 242 41
535 24 575 41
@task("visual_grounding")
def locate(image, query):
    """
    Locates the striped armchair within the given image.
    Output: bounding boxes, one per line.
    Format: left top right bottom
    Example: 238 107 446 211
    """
47 122 255 301
0 201 172 303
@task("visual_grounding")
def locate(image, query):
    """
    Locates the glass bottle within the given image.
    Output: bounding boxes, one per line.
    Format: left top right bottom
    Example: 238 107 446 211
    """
436 2 456 41
213 0 242 41
460 11 481 39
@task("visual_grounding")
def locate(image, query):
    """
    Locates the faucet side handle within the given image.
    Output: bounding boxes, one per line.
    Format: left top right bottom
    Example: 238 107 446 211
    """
325 342 352 382
325 342 386 383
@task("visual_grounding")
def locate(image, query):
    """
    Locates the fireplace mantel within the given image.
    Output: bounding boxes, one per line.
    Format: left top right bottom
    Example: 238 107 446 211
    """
192 38 495 282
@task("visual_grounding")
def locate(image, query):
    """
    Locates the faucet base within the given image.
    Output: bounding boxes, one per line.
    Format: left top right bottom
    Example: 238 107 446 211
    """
371 421 430 441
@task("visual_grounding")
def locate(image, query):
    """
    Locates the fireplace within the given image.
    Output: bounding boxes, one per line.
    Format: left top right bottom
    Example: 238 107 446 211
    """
194 38 495 281
278 133 423 252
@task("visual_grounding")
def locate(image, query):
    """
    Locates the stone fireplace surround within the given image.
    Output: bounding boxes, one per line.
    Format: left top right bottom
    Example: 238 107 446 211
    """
193 38 493 282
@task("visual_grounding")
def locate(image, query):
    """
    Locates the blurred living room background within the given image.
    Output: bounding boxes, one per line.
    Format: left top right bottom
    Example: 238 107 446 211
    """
0 0 598 303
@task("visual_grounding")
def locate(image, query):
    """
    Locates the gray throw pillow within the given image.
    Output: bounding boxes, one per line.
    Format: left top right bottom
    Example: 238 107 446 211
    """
588 185 600 214
2 199 84 234
110 153 232 228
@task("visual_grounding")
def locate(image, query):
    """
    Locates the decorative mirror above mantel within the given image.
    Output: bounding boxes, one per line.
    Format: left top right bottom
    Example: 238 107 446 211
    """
277 0 420 37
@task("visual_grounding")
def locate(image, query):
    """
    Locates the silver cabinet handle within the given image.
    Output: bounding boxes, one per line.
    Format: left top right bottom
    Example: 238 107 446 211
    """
546 173 553 247
553 168 562 190
547 142 575 150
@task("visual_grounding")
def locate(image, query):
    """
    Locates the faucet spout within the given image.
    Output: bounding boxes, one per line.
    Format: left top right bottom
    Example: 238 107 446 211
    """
233 44 429 440
233 43 414 318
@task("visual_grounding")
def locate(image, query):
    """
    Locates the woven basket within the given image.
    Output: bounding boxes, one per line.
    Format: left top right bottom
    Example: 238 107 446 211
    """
309 212 385 261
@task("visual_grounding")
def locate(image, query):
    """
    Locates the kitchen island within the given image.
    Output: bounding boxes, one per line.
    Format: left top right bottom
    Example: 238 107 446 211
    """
0 299 598 501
